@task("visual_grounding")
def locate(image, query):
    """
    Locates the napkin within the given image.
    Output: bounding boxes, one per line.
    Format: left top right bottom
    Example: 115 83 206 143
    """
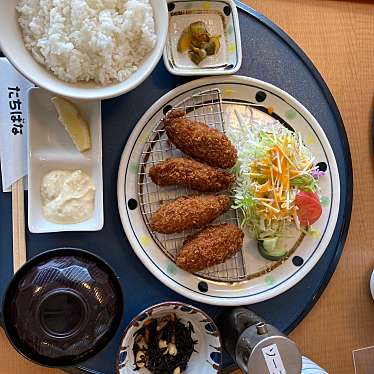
0 58 33 192
302 356 328 373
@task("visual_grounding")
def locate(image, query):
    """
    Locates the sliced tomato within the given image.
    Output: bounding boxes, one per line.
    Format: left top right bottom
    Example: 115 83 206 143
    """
295 192 322 226
297 191 320 204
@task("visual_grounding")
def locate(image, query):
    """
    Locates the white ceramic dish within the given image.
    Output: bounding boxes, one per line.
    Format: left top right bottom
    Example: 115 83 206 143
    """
0 1 168 100
28 88 103 233
117 76 340 306
117 302 221 374
163 0 242 76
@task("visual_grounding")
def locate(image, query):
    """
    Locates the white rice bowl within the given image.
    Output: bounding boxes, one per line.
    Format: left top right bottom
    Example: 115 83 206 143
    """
16 0 157 85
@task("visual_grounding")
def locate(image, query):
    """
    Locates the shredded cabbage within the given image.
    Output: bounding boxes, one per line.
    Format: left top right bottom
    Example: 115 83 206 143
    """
228 108 323 239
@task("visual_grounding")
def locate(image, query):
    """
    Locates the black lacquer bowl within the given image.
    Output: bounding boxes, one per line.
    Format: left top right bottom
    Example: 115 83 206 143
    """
2 248 123 367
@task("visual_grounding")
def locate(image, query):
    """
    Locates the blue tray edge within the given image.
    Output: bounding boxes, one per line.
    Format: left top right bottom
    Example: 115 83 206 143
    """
235 0 353 335
0 2 353 374
71 3 354 374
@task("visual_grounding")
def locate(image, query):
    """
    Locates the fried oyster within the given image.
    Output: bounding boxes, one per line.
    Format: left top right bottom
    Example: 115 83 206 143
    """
163 109 237 169
149 157 235 192
176 223 244 273
150 195 230 234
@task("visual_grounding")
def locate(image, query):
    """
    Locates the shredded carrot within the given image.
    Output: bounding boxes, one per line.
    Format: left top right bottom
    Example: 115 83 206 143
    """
247 130 316 223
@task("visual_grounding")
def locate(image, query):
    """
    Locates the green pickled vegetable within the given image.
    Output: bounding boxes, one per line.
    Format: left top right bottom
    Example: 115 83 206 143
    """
177 21 222 65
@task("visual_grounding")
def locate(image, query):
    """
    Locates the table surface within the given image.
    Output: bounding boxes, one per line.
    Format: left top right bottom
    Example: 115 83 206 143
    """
0 1 373 373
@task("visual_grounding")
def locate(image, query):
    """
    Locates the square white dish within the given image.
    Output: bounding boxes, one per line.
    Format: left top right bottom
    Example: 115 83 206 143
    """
163 0 242 76
28 88 103 233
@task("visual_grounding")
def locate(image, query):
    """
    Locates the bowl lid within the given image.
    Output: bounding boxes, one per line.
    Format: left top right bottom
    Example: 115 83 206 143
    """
2 248 123 367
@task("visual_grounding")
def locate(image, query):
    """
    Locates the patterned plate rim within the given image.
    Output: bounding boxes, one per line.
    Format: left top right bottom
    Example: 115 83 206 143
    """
117 75 340 306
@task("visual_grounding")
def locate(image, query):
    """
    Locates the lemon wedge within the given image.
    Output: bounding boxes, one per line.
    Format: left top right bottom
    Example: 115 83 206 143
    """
51 96 91 152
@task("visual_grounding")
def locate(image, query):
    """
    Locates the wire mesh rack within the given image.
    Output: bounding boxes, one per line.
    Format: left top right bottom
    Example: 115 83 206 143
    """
137 88 247 283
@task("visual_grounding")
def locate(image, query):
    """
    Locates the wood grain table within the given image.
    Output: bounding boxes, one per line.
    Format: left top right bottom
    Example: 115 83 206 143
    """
1 1 373 373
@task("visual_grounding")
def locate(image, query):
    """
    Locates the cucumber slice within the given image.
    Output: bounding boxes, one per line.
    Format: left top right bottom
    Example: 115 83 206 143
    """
258 239 288 261
262 237 278 252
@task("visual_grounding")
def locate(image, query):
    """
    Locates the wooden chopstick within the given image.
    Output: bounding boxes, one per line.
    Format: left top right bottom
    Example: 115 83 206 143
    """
11 178 26 273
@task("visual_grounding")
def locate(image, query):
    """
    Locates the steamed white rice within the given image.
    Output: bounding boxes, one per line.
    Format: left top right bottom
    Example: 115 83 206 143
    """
17 0 157 85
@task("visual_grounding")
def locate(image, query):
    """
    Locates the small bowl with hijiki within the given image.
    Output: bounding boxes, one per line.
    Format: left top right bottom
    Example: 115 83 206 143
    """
117 301 221 374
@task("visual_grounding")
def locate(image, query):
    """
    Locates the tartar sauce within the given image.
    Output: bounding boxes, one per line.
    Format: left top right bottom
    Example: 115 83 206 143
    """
41 170 95 224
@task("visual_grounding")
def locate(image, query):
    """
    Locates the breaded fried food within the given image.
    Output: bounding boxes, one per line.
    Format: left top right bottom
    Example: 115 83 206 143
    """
176 223 244 273
163 109 237 169
150 195 230 234
149 157 236 192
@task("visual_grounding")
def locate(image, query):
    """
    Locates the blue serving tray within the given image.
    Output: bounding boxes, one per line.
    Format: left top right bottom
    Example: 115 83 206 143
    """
0 2 352 373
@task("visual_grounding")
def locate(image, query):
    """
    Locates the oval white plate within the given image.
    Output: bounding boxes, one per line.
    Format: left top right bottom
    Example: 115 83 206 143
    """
117 76 340 306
